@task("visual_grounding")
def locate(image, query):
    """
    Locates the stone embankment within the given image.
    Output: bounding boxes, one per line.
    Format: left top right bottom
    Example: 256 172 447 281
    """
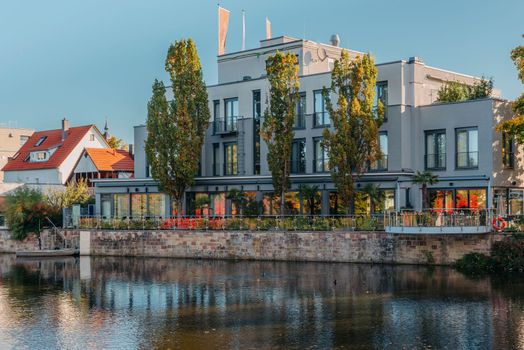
0 229 503 265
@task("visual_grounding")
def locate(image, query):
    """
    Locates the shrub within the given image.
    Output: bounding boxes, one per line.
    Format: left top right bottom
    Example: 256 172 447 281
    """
5 187 60 241
455 252 493 275
491 238 524 273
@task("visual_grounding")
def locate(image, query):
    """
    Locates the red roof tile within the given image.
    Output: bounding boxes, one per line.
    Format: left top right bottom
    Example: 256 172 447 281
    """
2 125 102 171
84 148 134 172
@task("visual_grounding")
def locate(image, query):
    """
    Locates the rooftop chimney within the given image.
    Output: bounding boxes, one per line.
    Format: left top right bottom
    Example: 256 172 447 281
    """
330 34 340 47
61 118 69 141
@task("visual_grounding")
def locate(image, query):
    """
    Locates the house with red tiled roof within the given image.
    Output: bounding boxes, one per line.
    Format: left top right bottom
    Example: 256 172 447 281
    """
2 119 111 189
73 148 134 186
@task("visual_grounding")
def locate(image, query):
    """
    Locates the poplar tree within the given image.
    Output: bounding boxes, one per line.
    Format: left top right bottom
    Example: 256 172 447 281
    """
261 52 300 215
322 51 384 214
497 39 524 142
146 39 210 216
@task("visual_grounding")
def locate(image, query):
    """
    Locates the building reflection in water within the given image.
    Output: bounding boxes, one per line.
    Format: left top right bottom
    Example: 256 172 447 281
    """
0 254 523 349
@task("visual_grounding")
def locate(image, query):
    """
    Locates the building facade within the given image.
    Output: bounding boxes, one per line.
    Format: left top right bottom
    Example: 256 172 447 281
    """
0 127 34 182
93 36 520 218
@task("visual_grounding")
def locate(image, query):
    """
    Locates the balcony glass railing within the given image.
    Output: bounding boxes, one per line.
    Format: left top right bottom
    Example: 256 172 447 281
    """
425 153 446 170
456 151 478 169
369 155 388 172
214 116 238 134
290 160 306 174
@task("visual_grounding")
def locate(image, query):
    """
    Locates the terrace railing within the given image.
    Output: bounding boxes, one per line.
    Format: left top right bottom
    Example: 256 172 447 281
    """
76 214 386 232
385 208 493 234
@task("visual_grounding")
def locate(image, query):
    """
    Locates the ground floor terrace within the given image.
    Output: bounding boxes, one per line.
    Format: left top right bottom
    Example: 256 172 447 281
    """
91 174 522 220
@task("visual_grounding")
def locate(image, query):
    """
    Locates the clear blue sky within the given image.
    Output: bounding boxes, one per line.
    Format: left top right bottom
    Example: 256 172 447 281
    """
1 0 522 142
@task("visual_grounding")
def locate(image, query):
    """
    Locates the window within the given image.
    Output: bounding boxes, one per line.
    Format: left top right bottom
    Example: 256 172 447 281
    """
425 130 446 170
456 127 478 169
294 92 306 129
36 152 46 160
20 135 29 146
502 132 515 169
113 194 130 218
213 143 220 176
291 139 306 174
429 188 486 210
131 193 147 218
314 138 329 172
375 81 388 121
253 90 261 175
223 98 238 133
224 142 237 175
369 132 388 171
213 100 220 134
89 134 95 141
314 90 330 127
509 189 524 216
35 136 46 147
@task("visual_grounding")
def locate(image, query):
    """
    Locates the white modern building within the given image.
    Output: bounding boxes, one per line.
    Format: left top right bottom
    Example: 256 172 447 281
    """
93 35 520 218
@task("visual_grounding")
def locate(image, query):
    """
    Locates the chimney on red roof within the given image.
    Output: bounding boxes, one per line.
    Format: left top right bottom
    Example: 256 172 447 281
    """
61 118 69 141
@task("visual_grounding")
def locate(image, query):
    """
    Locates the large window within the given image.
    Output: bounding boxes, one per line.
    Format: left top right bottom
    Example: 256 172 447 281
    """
131 194 147 218
224 98 238 132
291 139 306 174
429 188 486 210
314 90 330 127
314 138 329 172
509 189 523 216
213 143 220 176
375 81 388 121
456 127 478 169
224 142 238 175
370 132 388 171
425 129 446 170
253 90 261 175
502 132 515 169
294 92 306 129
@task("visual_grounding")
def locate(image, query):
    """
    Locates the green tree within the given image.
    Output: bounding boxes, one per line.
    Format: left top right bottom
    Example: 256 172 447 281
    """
145 39 210 216
412 171 438 209
107 135 128 150
322 51 384 214
361 183 385 214
5 187 60 241
46 179 92 209
298 185 320 215
497 39 524 142
436 77 493 103
261 52 300 215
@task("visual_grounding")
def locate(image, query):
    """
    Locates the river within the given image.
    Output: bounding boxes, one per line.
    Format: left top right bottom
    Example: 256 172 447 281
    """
0 254 522 349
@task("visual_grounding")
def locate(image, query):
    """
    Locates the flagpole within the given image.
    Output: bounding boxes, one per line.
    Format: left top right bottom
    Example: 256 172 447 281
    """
242 10 246 51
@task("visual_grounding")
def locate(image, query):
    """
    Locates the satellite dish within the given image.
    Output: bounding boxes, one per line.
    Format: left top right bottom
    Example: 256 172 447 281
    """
317 47 327 61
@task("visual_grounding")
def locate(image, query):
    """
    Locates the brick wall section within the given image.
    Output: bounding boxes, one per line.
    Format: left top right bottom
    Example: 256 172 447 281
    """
81 230 505 265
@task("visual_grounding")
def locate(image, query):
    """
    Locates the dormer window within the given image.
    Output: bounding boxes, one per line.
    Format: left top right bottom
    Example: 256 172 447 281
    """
35 136 47 147
89 134 95 141
36 152 47 160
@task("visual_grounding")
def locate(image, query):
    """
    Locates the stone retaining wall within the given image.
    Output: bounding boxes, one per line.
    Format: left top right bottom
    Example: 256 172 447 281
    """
78 230 504 265
0 230 39 253
0 229 80 253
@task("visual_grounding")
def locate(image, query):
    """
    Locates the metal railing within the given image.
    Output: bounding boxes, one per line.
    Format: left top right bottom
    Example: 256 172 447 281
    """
456 151 478 169
76 214 386 232
385 208 492 229
214 116 238 134
369 155 388 172
425 153 446 170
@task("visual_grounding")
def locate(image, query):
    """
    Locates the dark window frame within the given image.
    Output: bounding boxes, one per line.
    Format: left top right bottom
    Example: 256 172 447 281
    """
253 90 261 175
425 129 446 171
313 90 330 127
313 137 329 173
455 127 479 170
223 141 238 176
212 143 220 176
291 138 306 174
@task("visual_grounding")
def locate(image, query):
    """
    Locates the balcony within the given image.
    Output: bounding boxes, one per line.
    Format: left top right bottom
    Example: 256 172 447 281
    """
214 116 238 135
456 151 478 169
369 155 388 172
425 153 446 170
290 159 306 174
313 112 331 127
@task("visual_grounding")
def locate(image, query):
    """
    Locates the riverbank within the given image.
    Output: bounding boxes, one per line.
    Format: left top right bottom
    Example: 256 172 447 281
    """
0 229 504 265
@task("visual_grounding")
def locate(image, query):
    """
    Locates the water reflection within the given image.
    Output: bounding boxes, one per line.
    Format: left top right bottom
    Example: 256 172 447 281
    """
0 254 523 349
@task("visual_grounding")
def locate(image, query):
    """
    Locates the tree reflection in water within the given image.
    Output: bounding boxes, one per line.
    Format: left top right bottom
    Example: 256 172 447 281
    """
0 254 523 349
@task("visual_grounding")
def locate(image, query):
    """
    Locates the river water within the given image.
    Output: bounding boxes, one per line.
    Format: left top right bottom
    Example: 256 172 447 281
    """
0 254 523 349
